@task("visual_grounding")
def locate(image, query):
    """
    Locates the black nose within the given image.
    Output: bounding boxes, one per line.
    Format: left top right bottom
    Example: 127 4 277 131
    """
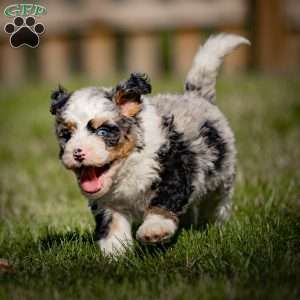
73 148 85 162
73 148 82 155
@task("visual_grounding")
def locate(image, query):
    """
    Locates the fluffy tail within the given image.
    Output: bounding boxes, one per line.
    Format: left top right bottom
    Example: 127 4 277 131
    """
184 33 250 103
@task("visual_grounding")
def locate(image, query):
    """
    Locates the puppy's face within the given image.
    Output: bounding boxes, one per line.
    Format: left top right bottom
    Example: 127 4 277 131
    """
50 74 151 199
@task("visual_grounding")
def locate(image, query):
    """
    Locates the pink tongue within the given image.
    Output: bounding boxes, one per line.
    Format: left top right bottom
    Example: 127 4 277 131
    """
80 167 103 193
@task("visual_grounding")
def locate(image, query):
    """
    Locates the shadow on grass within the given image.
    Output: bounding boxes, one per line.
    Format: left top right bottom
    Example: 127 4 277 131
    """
38 229 94 251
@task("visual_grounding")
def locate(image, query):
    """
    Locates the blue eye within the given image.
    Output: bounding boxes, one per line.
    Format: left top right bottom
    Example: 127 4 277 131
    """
97 128 109 137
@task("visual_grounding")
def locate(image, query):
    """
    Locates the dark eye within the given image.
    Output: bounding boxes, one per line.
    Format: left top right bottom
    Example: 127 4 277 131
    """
96 128 109 137
59 129 71 142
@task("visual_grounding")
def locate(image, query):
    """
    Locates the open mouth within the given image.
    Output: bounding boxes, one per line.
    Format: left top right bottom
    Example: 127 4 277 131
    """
78 162 112 194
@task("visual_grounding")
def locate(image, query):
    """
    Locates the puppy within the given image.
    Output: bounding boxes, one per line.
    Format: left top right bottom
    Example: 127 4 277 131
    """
50 34 250 255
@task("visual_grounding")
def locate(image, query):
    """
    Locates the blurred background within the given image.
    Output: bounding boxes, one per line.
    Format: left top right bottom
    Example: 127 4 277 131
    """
0 0 299 84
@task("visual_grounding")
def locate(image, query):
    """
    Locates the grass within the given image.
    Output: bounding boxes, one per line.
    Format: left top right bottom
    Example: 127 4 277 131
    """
0 74 300 300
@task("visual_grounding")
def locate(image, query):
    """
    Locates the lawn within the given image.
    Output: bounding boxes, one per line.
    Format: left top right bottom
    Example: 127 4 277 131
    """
0 75 299 300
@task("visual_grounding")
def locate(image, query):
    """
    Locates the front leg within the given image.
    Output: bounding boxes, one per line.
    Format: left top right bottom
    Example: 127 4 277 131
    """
92 207 133 256
136 207 179 244
136 117 196 244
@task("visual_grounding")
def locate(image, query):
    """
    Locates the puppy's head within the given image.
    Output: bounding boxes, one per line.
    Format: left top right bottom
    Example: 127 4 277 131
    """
50 73 151 199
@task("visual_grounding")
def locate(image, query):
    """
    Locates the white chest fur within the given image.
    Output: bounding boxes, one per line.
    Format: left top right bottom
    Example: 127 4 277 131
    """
96 101 166 217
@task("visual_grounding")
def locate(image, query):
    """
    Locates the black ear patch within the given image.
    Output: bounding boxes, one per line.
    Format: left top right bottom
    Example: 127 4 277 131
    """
113 73 152 104
50 85 71 115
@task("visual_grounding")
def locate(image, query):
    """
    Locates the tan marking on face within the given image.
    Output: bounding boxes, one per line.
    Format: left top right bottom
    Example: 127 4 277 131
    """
108 134 136 161
89 117 109 130
63 121 77 131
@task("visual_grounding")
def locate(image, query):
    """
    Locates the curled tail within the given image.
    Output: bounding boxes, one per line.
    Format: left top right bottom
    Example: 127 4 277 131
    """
185 33 250 103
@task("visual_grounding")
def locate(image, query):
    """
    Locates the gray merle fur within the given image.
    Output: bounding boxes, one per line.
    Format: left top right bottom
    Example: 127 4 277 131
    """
150 116 197 215
200 121 227 171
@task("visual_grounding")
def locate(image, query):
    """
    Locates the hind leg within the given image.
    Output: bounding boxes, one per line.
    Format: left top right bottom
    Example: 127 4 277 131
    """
213 178 234 224
198 181 234 225
181 182 234 229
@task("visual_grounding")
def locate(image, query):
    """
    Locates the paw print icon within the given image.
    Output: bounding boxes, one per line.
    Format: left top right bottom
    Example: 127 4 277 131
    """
4 16 45 48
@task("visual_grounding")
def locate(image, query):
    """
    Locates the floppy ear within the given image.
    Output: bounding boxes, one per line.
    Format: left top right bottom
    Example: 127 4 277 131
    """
112 73 152 117
50 85 71 115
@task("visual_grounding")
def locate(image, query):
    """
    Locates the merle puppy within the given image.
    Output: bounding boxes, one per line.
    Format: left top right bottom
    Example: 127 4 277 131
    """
50 34 250 255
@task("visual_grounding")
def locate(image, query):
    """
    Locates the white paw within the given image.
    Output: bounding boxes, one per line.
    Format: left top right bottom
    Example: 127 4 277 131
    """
136 214 178 244
98 235 132 256
97 211 133 256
